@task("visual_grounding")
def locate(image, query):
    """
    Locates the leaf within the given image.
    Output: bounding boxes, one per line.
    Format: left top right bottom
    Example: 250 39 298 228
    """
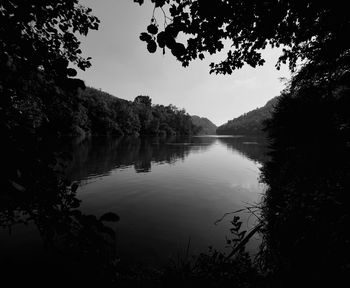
59 24 67 31
155 0 166 7
157 31 166 48
238 230 247 238
67 68 77 77
139 32 152 42
147 40 157 53
147 24 158 35
100 212 120 222
169 4 177 16
134 0 144 5
171 42 186 58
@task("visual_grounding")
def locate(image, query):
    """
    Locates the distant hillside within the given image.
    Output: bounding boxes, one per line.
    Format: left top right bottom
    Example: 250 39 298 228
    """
75 87 199 137
216 97 279 135
191 116 217 135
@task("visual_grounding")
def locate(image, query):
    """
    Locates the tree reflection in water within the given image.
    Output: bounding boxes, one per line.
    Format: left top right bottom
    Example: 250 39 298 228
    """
1 134 119 286
217 136 270 164
63 136 213 180
1 134 270 286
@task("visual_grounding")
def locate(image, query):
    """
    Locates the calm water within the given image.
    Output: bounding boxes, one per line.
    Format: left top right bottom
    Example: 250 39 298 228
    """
65 135 268 264
0 135 268 269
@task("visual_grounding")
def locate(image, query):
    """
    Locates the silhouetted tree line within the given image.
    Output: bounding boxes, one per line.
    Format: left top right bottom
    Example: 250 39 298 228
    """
216 97 278 136
75 88 200 137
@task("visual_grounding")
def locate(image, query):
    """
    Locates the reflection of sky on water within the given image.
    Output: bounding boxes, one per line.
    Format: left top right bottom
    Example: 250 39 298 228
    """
64 135 268 264
63 135 268 181
0 135 268 267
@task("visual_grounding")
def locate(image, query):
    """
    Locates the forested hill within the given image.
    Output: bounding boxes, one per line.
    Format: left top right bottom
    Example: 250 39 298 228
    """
16 85 200 138
216 97 279 135
73 87 200 137
191 116 217 135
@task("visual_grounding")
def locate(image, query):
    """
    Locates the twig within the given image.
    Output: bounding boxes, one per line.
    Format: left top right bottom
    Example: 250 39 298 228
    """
214 208 247 225
226 223 264 259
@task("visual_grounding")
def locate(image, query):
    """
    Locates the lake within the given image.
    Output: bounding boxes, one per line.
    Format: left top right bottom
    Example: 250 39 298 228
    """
0 135 268 270
65 135 268 264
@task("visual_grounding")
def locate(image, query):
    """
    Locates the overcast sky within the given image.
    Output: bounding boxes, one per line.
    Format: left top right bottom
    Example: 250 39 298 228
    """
77 0 290 126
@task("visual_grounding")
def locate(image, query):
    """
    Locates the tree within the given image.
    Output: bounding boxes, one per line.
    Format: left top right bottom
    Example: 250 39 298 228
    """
134 0 350 74
1 0 100 204
0 0 99 73
0 0 99 134
134 95 152 107
259 61 350 286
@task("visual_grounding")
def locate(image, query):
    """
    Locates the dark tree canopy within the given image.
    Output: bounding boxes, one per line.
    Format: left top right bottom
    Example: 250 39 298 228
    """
0 1 100 134
134 0 350 74
0 0 99 73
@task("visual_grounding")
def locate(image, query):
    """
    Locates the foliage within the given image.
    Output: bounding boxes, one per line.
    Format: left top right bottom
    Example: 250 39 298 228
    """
161 249 258 288
1 132 120 286
0 3 123 284
0 0 99 70
76 87 200 137
216 97 279 136
260 58 350 286
191 115 217 135
1 82 200 137
134 0 350 73
0 0 100 134
112 214 261 287
157 213 263 287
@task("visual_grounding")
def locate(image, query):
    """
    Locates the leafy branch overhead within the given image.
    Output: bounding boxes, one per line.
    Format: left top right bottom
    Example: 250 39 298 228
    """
134 0 350 74
0 0 100 77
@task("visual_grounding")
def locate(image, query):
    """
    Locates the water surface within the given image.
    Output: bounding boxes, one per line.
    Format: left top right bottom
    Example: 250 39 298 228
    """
0 135 268 271
63 135 268 264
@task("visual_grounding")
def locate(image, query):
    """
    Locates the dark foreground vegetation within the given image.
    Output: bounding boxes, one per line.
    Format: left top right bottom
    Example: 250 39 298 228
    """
260 60 350 287
1 0 350 287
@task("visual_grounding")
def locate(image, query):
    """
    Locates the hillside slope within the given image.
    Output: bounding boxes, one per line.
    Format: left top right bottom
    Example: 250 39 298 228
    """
191 116 217 135
74 87 199 137
216 97 279 135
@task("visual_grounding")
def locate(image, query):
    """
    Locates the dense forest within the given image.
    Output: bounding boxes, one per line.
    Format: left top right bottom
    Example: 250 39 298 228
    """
7 85 199 138
191 115 217 135
75 87 200 137
216 97 278 135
